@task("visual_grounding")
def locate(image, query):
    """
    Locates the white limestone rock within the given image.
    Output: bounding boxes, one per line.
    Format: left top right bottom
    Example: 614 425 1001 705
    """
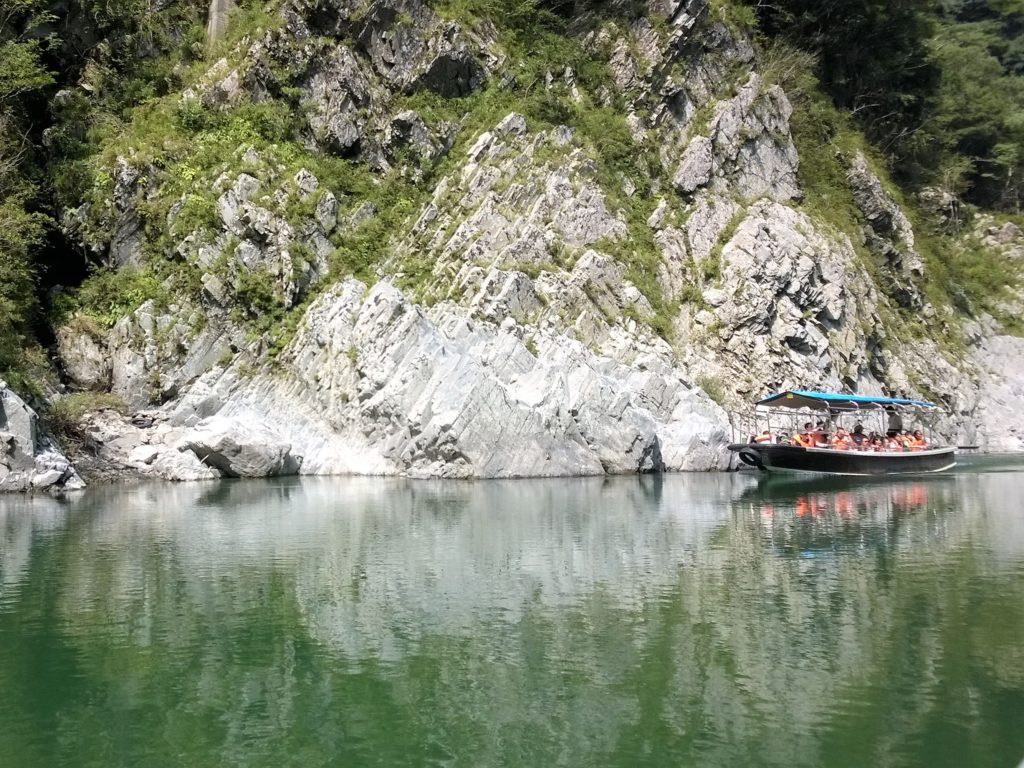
972 334 1024 452
182 421 302 477
0 386 82 493
57 322 112 391
673 135 714 194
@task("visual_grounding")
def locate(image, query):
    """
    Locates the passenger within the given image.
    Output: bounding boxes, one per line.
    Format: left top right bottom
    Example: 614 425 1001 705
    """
792 422 815 448
850 423 867 448
869 434 885 452
885 435 902 452
813 420 829 446
752 430 773 444
831 428 852 450
912 429 927 448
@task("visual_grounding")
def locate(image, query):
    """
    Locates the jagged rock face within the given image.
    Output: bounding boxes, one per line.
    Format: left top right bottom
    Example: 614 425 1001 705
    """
0 385 84 493
107 299 232 409
304 46 372 153
205 167 334 308
671 75 800 203
847 152 924 309
57 323 112 392
973 333 1024 451
43 0 1024 485
398 115 639 333
674 200 882 398
163 278 730 478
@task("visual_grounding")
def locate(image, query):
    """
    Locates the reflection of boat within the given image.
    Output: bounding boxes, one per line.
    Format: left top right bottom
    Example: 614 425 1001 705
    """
727 390 956 476
739 470 955 502
735 474 955 556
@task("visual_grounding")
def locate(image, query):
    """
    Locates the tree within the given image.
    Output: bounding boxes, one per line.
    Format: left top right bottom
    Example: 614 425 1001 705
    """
0 0 54 379
917 21 1024 208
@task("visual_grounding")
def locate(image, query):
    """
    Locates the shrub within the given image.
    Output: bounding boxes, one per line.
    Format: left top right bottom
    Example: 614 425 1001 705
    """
51 266 167 328
49 393 130 443
697 373 728 406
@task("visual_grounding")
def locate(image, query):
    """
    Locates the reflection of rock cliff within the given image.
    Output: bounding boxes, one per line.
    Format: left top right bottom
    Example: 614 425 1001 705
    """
3 471 1023 763
36 0 1024 485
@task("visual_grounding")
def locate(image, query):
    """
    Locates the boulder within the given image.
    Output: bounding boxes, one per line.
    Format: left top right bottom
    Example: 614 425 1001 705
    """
304 47 371 154
0 384 82 493
57 321 112 391
31 469 64 489
673 135 713 193
416 47 485 97
151 449 221 481
182 422 302 477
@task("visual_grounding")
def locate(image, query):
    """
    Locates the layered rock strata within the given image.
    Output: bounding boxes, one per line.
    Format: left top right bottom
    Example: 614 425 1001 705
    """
19 0 1023 488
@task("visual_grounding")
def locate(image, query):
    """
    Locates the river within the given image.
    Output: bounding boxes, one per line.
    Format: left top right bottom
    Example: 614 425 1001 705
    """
2 457 1023 767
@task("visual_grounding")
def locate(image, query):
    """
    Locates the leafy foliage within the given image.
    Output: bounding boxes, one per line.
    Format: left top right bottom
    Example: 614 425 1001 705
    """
0 0 55 380
913 19 1024 209
51 266 167 328
748 0 1024 211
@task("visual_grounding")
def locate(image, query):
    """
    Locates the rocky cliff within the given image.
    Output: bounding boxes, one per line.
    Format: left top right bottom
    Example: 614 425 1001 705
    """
1 384 85 492
14 0 1024 488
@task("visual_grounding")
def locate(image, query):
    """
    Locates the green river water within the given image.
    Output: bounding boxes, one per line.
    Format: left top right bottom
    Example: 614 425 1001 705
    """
1 457 1023 767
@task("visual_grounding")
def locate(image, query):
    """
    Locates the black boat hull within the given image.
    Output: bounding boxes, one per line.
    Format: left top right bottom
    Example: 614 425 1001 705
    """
728 443 956 476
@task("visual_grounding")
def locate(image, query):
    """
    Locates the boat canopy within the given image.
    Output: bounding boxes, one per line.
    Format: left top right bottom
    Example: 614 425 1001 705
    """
756 390 939 411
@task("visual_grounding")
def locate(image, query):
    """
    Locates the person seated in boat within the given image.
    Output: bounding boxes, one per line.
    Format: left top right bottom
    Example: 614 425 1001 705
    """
850 423 867 448
830 428 853 450
903 429 927 450
869 433 885 451
813 420 830 445
792 422 815 447
752 430 773 444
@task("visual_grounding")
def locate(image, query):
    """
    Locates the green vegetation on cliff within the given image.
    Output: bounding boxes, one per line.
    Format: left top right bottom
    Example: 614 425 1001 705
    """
1 0 1022 390
0 0 53 385
751 0 1024 211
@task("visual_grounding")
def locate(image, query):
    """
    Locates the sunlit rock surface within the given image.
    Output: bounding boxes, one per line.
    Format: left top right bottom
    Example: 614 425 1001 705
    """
37 0 1024 485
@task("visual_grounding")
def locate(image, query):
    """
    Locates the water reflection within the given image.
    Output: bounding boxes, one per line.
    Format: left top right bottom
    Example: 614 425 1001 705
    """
1 468 1023 767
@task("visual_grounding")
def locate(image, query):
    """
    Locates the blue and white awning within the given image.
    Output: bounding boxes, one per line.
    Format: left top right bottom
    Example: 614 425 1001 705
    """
756 390 939 411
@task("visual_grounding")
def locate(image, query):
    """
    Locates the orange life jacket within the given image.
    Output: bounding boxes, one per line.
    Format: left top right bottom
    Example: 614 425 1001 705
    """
831 434 851 450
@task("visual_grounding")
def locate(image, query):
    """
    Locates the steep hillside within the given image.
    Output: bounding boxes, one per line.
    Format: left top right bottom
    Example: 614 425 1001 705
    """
3 0 1024 489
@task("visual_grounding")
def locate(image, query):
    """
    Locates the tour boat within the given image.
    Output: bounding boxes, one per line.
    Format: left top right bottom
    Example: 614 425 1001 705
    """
727 390 956 476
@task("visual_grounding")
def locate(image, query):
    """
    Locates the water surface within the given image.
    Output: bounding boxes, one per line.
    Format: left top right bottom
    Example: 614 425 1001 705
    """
2 458 1023 767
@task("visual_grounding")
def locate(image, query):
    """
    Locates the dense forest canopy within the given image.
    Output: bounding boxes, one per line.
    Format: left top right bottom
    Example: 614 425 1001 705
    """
752 0 1024 210
0 0 1022 387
